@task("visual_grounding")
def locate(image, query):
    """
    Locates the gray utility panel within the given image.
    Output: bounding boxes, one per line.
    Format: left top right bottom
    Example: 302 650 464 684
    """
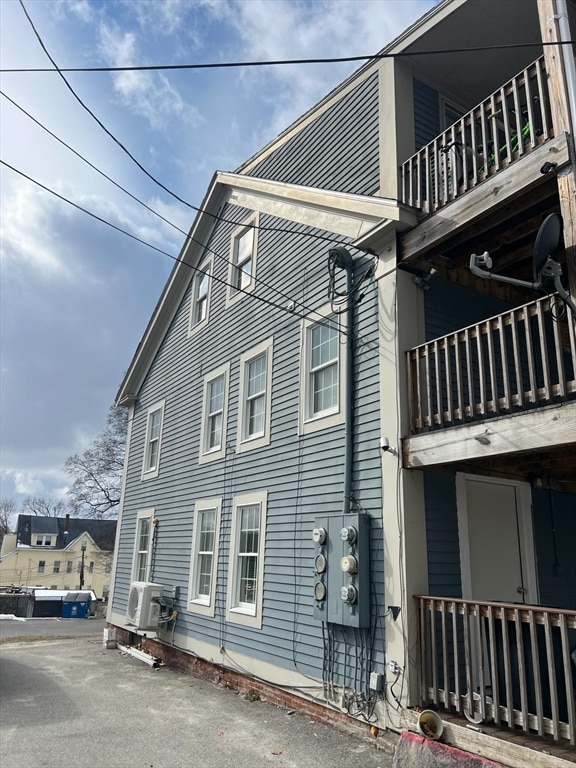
312 513 370 628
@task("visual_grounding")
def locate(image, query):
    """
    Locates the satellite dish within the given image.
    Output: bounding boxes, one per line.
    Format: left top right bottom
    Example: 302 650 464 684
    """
469 212 576 317
533 213 562 283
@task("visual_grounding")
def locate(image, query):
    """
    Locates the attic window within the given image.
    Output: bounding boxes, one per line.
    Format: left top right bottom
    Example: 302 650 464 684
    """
226 214 258 306
35 535 53 546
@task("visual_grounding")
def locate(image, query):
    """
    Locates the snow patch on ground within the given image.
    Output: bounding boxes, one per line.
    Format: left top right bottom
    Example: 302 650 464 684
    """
0 614 26 621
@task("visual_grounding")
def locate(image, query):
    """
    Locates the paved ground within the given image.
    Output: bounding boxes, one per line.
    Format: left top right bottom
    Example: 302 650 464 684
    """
0 619 393 768
0 616 105 642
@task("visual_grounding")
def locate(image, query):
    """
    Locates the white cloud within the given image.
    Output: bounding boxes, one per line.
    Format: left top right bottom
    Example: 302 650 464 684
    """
0 179 72 276
97 23 204 131
2 468 68 499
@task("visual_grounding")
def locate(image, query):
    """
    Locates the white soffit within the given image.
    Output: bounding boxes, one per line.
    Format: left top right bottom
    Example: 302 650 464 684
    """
219 172 408 239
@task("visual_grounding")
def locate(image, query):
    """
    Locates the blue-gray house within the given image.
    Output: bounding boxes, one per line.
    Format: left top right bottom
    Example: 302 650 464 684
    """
108 0 576 760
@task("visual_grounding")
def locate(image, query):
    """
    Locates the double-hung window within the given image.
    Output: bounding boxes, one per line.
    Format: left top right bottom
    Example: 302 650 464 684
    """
142 401 165 480
237 338 273 453
66 560 73 574
188 498 222 616
226 490 267 628
133 509 154 582
199 363 229 463
53 561 60 574
227 215 258 306
189 260 212 334
38 561 45 574
300 306 345 434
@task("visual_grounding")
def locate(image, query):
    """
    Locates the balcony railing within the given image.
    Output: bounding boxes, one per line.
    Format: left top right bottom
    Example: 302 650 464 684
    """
407 294 576 434
416 596 576 744
401 57 553 215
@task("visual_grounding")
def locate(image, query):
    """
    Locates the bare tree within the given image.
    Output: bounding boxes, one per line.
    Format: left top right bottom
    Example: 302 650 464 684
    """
64 405 128 519
21 496 67 517
0 498 17 549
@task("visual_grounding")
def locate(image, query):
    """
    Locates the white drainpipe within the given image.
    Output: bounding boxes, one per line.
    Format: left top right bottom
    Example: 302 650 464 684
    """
554 0 576 135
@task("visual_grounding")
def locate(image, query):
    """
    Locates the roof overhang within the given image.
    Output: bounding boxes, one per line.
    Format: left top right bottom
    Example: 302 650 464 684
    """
116 172 414 405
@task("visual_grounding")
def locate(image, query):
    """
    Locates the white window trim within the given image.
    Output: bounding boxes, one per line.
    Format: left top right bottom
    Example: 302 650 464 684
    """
34 535 53 546
237 337 273 454
188 258 213 336
188 497 222 617
226 490 267 629
131 508 155 583
199 363 230 464
226 214 259 307
299 304 346 435
141 400 165 480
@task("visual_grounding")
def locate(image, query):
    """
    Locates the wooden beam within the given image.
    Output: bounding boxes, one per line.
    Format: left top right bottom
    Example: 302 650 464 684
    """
400 134 570 262
537 0 576 298
403 402 576 468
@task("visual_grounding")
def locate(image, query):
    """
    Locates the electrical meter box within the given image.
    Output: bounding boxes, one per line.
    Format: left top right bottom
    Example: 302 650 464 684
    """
312 512 370 628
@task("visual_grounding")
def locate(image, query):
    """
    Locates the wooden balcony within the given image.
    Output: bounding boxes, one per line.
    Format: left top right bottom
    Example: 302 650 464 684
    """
401 57 553 216
416 596 576 744
406 294 576 435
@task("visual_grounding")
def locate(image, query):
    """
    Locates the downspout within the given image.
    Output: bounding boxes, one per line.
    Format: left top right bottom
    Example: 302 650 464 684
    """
555 0 576 134
343 261 354 516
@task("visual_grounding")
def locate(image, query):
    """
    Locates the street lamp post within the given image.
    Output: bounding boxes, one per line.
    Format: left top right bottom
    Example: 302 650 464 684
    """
80 541 86 590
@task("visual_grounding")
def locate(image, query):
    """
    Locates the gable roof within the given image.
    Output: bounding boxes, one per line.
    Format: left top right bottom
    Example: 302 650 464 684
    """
115 173 416 406
16 515 117 552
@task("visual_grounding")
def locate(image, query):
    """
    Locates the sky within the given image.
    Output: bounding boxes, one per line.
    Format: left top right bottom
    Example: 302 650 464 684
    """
0 0 437 512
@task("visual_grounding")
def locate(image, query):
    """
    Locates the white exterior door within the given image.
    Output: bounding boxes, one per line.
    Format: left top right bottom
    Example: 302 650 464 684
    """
456 475 538 605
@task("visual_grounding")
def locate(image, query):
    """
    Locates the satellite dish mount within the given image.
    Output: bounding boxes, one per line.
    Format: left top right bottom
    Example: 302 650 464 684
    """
469 213 576 316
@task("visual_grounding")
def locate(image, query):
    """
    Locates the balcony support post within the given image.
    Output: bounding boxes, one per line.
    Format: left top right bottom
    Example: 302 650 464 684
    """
538 0 576 299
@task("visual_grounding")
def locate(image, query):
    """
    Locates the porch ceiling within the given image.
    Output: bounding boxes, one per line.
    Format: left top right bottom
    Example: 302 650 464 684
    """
402 0 542 110
399 171 562 307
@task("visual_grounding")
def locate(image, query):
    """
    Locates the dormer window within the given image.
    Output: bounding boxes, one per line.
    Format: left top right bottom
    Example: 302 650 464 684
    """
35 535 53 546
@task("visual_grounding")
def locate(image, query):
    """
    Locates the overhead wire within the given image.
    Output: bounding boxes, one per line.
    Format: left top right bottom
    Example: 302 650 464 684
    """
3 40 575 74
0 90 346 327
16 0 342 248
0 159 347 336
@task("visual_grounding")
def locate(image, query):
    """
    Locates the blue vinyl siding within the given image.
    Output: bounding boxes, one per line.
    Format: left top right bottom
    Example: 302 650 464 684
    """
532 488 576 610
112 207 384 690
413 79 440 151
244 74 379 195
424 471 462 598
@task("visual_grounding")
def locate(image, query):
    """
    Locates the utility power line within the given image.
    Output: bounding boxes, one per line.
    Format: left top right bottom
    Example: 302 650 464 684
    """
2 40 574 73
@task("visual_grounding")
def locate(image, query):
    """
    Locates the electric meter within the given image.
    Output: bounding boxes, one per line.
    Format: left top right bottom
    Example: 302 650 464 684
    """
340 526 357 544
340 555 358 574
340 585 358 604
312 527 327 545
314 553 327 574
314 581 327 601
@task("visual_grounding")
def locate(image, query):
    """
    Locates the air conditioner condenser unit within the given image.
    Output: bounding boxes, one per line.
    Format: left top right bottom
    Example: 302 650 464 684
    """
126 581 163 630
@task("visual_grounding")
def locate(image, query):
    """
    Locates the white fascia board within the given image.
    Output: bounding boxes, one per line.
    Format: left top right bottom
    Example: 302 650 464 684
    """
116 174 225 405
219 172 407 239
116 172 410 405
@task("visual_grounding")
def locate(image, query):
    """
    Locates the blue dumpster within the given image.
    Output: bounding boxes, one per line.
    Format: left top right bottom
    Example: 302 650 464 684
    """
61 591 92 619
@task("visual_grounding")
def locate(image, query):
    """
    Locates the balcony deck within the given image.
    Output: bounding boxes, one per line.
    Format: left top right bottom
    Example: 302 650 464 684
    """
401 57 553 218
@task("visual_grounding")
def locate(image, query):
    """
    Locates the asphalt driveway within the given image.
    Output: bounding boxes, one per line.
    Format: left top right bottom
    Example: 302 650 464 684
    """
0 621 393 768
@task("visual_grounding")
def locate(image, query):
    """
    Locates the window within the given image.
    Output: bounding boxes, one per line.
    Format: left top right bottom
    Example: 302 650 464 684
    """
189 259 212 334
132 509 154 582
88 561 94 574
188 498 222 617
237 338 273 453
300 306 345 435
199 363 229 463
141 400 165 480
226 215 258 306
38 561 45 574
66 560 73 574
226 490 267 629
105 561 112 574
53 561 60 574
35 535 52 546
